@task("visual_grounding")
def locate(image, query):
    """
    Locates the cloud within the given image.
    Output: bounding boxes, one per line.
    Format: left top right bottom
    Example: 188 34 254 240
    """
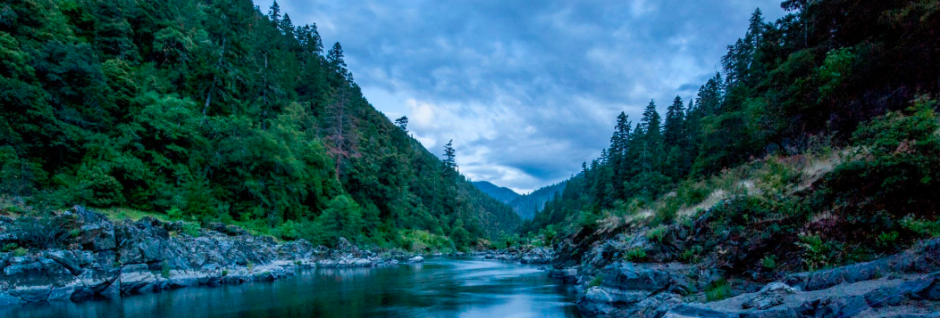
254 0 787 193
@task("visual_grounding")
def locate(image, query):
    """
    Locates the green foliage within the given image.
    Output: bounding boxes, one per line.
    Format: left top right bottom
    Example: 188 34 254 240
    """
900 215 940 238
624 248 647 262
14 247 28 257
523 1 940 261
181 222 201 237
397 229 454 253
680 245 703 264
313 195 363 245
876 231 900 248
645 226 667 243
798 234 839 271
1 243 18 253
589 275 603 288
0 0 519 250
161 260 171 279
705 279 732 301
761 255 777 270
167 207 183 221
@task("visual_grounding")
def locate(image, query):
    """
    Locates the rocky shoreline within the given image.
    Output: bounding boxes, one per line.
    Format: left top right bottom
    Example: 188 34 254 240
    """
546 235 940 318
0 207 423 305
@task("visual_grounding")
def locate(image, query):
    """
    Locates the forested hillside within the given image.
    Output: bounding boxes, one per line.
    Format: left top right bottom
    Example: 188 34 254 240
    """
508 182 565 220
0 0 519 249
471 181 520 204
523 0 940 267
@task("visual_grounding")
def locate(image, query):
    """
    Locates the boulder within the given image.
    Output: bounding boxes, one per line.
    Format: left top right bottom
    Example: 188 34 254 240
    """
742 282 796 310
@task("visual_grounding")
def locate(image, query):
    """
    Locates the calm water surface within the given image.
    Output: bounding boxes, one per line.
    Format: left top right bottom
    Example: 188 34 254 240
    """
3 257 581 318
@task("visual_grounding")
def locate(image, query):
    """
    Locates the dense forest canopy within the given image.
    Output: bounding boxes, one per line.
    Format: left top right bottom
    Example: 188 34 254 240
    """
524 0 940 236
0 0 520 250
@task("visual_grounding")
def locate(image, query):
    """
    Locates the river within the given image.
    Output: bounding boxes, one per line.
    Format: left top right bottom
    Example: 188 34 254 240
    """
2 257 581 318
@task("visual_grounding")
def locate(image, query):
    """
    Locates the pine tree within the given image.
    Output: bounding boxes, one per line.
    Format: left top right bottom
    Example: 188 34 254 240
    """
394 116 409 132
442 140 458 178
663 96 686 148
268 1 281 23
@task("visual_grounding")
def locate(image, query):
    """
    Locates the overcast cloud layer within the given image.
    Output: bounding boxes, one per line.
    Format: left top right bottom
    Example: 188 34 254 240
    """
254 0 786 193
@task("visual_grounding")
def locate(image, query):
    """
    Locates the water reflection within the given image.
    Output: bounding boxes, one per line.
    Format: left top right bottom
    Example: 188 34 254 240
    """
3 258 581 318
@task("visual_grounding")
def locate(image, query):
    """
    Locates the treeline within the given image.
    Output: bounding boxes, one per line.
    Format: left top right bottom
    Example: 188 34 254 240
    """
0 0 519 249
524 0 940 233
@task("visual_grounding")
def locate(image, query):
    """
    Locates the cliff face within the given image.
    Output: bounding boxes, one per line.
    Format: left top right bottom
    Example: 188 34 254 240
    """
0 207 404 304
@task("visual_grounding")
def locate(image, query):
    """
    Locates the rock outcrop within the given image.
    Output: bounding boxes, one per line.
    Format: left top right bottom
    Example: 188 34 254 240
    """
551 236 940 318
0 207 404 304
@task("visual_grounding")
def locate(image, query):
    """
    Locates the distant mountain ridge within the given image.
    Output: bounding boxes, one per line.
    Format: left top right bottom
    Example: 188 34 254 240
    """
472 181 566 220
509 182 566 220
471 181 520 204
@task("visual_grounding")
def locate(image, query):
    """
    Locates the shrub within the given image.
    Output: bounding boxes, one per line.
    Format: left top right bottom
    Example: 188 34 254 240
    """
589 275 603 288
167 207 183 220
646 225 668 243
624 248 647 262
900 215 940 238
761 255 777 270
654 200 679 225
14 247 28 256
799 234 838 271
876 231 899 248
161 260 171 279
181 222 201 237
705 279 732 301
679 245 703 263
273 220 300 240
1 243 17 252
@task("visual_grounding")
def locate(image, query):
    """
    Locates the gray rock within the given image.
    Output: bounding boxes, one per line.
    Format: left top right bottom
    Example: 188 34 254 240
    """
0 293 25 306
742 282 796 310
797 294 868 318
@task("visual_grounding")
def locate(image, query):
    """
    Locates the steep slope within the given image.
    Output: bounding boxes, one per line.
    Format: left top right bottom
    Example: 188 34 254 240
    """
472 181 521 204
0 0 519 249
508 182 566 220
524 0 940 256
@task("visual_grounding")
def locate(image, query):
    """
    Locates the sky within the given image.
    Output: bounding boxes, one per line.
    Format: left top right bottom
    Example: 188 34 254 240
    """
253 0 787 194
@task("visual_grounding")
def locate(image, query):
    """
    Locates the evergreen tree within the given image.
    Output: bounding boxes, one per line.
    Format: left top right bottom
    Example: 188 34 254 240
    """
394 116 409 132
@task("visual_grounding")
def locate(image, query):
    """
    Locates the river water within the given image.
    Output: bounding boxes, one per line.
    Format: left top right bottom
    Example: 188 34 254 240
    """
3 257 581 318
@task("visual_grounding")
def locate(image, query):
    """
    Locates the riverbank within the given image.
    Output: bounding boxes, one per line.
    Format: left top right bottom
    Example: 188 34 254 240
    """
0 206 422 305
546 233 940 317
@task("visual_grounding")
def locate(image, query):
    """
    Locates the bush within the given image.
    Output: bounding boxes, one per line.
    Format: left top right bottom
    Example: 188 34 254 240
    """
167 207 183 220
181 222 201 237
645 225 668 243
900 215 940 238
705 279 732 301
161 260 171 279
273 220 300 240
589 275 603 288
680 245 703 263
624 248 647 262
876 231 899 248
14 247 27 256
799 234 839 271
1 243 18 252
761 255 777 270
